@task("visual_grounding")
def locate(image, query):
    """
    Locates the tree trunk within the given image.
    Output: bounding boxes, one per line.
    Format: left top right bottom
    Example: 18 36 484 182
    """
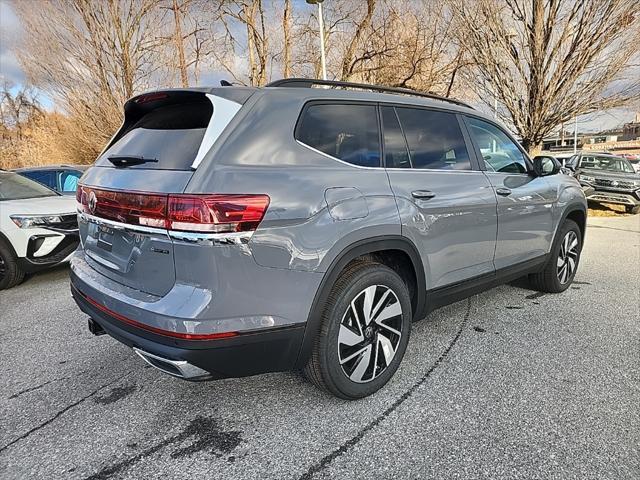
172 0 189 87
282 0 291 78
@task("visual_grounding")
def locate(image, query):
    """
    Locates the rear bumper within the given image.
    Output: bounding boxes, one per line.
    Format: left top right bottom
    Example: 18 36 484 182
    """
71 282 305 380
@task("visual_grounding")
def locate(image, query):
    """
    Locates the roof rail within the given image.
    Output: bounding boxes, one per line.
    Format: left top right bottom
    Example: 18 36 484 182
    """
266 78 474 110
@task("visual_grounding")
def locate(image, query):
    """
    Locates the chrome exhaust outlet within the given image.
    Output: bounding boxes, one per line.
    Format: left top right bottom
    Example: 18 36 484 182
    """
133 348 211 380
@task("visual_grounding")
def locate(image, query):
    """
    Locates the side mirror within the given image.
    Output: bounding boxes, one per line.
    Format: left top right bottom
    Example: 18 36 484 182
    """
533 156 561 177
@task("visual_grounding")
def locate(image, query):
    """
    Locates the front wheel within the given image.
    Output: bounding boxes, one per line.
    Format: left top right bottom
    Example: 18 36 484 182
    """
0 240 25 290
304 261 412 399
529 219 582 293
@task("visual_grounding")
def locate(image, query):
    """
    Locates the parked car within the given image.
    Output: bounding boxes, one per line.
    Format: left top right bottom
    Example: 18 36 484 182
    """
14 165 89 195
0 171 79 290
566 152 640 214
70 79 587 399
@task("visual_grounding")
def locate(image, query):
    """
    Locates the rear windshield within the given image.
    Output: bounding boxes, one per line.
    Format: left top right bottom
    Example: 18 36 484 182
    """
96 101 213 170
0 172 58 200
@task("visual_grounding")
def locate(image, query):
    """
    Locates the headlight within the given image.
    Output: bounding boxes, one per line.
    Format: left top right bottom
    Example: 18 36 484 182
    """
10 215 65 229
579 175 595 184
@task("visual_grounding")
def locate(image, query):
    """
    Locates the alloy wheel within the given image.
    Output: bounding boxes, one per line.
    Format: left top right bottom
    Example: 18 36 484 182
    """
337 285 403 383
557 230 579 284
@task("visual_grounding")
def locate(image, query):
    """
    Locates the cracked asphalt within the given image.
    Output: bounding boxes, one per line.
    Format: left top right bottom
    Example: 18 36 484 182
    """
1 215 639 479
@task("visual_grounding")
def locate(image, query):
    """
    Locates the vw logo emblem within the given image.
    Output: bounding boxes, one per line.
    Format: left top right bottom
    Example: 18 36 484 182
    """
88 191 97 214
611 180 619 187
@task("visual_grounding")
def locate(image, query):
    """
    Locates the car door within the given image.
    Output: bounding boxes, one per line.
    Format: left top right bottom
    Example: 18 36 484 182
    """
463 116 555 269
382 105 498 289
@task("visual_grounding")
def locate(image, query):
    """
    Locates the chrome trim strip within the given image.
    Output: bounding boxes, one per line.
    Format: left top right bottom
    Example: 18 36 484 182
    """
168 230 252 245
133 348 211 379
79 211 253 244
78 211 168 236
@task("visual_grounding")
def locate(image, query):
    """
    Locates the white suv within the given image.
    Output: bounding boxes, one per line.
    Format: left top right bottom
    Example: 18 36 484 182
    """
0 171 79 289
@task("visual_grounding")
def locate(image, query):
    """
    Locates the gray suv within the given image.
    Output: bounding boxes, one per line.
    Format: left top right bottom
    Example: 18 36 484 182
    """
566 152 640 214
70 79 587 399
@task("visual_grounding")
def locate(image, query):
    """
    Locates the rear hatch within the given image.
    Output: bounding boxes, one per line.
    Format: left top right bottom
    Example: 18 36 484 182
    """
77 90 244 296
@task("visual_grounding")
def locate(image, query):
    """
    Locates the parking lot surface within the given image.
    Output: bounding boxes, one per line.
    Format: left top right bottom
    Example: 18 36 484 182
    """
1 215 639 480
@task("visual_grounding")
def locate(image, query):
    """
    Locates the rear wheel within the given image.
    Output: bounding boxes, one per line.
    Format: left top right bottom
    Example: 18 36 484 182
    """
529 219 582 293
0 239 25 290
625 205 640 215
304 261 412 399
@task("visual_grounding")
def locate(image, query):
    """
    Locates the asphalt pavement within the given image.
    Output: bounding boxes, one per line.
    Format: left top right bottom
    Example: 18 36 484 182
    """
1 215 639 479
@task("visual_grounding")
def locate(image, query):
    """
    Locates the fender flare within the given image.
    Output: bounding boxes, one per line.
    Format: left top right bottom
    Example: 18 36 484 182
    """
552 203 588 248
294 235 426 369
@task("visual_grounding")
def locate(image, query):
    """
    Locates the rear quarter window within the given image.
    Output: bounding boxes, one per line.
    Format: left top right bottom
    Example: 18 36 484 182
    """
96 101 213 170
296 103 381 168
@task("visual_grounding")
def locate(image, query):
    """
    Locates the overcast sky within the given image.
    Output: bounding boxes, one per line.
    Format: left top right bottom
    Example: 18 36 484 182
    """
1 0 637 133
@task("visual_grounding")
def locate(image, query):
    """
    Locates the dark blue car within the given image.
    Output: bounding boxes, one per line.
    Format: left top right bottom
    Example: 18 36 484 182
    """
13 165 89 195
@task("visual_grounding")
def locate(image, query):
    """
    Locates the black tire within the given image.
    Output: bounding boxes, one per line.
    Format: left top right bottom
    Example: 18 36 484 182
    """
0 239 25 290
625 205 640 215
304 260 412 399
529 219 582 293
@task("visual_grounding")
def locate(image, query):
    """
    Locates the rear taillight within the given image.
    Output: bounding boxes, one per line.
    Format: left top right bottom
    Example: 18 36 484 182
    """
77 186 269 233
167 194 270 233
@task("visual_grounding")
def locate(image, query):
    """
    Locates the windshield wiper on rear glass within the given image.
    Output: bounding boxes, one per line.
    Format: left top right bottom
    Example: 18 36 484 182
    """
107 155 159 167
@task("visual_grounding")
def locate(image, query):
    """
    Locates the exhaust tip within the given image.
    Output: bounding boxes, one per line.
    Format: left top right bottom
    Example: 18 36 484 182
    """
133 348 211 380
88 318 106 336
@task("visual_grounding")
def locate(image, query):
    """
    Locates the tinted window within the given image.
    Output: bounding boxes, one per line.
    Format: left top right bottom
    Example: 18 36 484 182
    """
96 101 213 170
0 172 57 200
23 170 57 189
381 107 411 168
466 117 528 173
296 104 381 167
394 108 470 170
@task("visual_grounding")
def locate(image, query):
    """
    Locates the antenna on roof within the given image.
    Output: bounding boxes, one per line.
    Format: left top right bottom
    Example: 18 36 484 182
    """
220 80 233 87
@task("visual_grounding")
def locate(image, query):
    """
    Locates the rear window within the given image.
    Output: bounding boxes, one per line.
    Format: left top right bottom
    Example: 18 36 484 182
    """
296 103 381 167
96 101 213 170
0 172 58 200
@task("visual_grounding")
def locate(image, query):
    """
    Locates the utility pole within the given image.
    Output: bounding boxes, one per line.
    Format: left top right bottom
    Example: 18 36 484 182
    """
172 0 189 87
306 0 327 80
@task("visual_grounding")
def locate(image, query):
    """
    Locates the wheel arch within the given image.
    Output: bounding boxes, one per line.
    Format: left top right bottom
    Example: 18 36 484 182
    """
0 231 18 258
294 235 426 369
554 203 587 247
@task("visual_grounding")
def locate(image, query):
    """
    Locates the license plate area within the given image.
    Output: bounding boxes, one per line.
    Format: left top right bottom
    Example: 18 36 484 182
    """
97 225 114 251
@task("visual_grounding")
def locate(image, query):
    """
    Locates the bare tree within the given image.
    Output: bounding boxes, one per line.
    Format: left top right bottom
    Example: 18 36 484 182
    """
215 0 270 86
454 0 640 153
12 0 167 161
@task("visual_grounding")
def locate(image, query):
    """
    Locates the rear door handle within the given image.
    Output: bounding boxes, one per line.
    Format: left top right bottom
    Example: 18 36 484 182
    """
411 190 436 200
496 187 512 196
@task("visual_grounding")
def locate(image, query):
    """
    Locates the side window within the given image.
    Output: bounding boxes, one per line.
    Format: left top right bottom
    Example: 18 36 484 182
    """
395 107 471 170
381 106 411 168
61 170 81 192
466 117 528 174
23 170 56 189
581 156 597 169
296 103 381 167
